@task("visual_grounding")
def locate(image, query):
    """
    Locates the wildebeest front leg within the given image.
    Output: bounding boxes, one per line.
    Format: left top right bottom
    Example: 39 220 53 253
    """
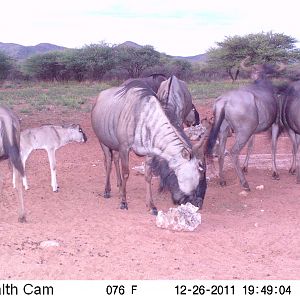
119 149 130 210
47 148 58 192
144 157 158 215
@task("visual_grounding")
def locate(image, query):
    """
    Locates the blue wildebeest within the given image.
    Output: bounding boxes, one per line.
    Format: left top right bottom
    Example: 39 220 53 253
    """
91 80 206 214
206 57 285 191
117 75 202 213
279 69 300 182
0 105 25 222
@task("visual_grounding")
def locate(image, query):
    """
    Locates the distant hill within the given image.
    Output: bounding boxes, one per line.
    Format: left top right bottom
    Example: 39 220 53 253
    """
118 41 207 62
118 41 143 49
0 41 207 62
0 42 67 60
174 53 208 63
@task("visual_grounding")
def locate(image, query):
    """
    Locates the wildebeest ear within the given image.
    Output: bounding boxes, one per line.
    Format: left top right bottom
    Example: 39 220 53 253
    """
181 148 191 160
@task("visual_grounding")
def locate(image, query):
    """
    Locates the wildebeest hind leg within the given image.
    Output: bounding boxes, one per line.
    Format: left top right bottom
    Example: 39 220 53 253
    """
119 149 130 210
231 132 252 191
242 135 255 173
100 144 113 198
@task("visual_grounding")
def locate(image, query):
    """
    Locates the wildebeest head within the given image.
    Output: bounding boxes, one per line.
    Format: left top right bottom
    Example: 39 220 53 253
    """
149 139 207 209
65 124 87 143
240 56 286 81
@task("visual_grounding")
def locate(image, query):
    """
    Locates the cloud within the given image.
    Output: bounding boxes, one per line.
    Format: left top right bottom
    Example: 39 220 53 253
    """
1 0 299 56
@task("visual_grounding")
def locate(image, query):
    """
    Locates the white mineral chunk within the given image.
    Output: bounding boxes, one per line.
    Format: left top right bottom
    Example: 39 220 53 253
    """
239 190 248 196
256 185 264 190
156 202 201 231
39 240 60 248
132 162 145 175
184 124 207 141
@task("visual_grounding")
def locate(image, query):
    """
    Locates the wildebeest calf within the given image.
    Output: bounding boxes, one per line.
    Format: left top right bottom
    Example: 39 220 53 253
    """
13 124 87 192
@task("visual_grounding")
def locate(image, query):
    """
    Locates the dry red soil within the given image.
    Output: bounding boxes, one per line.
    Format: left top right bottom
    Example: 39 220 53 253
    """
0 103 299 280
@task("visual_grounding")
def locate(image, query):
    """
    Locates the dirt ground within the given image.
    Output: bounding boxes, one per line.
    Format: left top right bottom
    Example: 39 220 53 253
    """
0 102 299 280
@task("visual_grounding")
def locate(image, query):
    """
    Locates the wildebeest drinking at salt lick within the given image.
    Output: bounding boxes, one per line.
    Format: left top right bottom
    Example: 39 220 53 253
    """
91 79 207 214
0 105 25 222
121 75 203 214
206 56 285 191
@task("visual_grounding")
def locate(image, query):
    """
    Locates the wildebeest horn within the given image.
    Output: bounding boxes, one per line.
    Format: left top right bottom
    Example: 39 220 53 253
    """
240 56 252 72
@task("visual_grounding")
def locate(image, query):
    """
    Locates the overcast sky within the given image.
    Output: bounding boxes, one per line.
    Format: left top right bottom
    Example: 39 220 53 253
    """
1 0 299 56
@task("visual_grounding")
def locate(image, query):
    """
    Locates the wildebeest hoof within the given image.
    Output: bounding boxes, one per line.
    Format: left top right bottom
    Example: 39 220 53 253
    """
220 180 226 187
272 172 280 180
242 166 248 174
103 191 111 198
289 169 296 175
243 186 251 192
18 215 27 223
120 202 128 210
150 207 158 215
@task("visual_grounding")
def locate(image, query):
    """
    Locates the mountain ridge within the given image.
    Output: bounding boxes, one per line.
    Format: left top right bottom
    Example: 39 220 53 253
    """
0 41 206 62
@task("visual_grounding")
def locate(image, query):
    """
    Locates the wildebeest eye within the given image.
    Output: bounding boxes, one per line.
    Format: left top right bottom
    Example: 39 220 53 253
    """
79 128 82 132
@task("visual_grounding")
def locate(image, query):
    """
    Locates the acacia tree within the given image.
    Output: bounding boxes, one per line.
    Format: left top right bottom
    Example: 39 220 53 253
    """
207 32 300 81
116 45 160 78
80 43 116 80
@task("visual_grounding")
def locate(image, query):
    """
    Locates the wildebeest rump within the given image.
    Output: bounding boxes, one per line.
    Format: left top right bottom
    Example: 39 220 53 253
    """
91 80 206 214
207 57 284 190
0 105 25 222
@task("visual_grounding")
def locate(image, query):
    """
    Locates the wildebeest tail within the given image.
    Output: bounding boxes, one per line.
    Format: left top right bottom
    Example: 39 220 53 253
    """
192 104 200 125
206 102 225 155
2 120 24 177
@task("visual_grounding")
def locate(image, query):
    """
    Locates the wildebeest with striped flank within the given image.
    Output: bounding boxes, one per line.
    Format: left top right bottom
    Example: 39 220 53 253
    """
0 105 25 222
207 57 285 191
91 80 206 214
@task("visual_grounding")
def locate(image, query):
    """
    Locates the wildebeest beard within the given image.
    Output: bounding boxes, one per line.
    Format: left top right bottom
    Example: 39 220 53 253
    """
148 156 206 209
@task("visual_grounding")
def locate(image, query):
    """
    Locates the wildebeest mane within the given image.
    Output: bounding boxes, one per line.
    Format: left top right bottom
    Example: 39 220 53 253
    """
148 155 179 201
117 80 157 99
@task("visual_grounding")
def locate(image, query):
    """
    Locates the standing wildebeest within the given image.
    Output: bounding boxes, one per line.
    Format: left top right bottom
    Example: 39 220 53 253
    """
207 57 284 190
280 72 300 182
0 105 25 222
120 75 201 213
142 75 205 212
13 124 87 192
91 80 206 214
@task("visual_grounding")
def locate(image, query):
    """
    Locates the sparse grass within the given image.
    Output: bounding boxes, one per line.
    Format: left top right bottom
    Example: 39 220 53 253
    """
188 80 250 104
0 79 252 114
0 81 114 113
